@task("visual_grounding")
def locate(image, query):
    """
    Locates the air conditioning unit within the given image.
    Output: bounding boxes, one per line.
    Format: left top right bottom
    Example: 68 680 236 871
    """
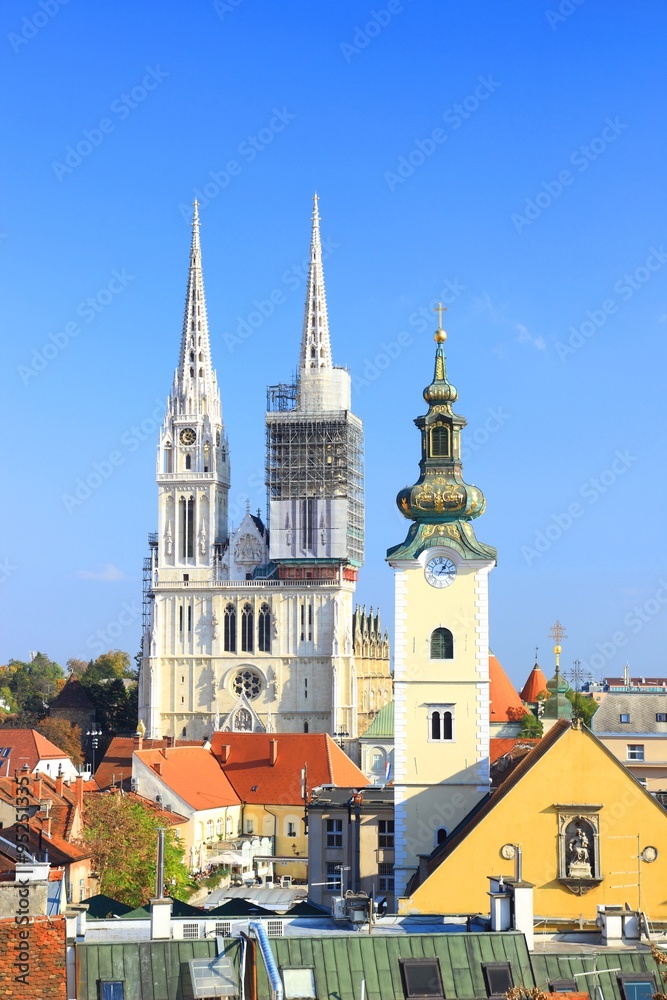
331 897 347 921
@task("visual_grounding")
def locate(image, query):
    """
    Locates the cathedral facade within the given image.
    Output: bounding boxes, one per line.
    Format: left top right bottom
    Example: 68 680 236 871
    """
138 198 390 741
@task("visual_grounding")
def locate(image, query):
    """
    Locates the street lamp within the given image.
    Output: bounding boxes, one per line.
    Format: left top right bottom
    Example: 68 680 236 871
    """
86 728 102 775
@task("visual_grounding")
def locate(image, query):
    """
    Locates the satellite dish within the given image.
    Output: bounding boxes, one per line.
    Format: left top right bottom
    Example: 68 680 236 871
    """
500 843 516 860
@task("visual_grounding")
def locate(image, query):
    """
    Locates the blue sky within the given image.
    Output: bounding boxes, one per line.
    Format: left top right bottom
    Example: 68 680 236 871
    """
1 0 666 688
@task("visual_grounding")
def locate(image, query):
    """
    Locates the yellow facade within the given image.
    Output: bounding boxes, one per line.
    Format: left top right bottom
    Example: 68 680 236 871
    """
391 549 493 892
242 803 308 881
400 723 667 923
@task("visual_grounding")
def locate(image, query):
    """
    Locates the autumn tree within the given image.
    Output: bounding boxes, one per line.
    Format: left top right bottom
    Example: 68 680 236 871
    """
36 718 84 767
80 650 136 686
0 653 64 720
83 792 192 907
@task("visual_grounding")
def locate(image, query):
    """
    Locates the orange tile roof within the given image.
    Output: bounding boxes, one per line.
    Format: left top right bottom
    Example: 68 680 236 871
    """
209 732 367 805
520 663 550 702
489 737 540 764
94 735 203 790
0 729 72 776
133 746 240 811
489 654 525 723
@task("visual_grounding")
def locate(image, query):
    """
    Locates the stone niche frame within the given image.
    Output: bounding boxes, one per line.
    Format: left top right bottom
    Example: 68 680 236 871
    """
554 803 603 896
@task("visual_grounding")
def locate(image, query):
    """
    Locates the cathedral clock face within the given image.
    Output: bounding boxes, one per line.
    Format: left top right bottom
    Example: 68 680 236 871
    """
424 556 457 588
179 427 196 446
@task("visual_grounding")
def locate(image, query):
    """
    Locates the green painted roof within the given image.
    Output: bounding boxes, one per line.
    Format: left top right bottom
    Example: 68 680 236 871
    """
363 700 394 739
531 949 661 1000
258 931 534 1000
76 939 241 1000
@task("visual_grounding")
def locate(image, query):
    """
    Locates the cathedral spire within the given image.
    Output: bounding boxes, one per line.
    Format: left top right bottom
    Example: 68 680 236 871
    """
176 201 214 398
299 193 333 374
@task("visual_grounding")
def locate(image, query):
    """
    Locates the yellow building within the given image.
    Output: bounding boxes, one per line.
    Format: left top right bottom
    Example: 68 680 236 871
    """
400 719 667 924
387 315 497 895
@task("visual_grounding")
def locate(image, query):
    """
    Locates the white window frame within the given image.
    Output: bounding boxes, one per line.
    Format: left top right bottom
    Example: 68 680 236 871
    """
427 704 455 743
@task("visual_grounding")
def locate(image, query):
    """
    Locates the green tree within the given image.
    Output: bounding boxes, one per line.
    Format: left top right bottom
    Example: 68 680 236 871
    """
80 650 135 686
0 653 64 715
518 711 543 738
82 793 192 907
565 690 598 728
36 718 84 767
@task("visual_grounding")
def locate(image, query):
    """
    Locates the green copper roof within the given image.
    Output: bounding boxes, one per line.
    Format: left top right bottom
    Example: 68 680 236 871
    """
362 699 394 738
389 328 496 563
543 667 573 720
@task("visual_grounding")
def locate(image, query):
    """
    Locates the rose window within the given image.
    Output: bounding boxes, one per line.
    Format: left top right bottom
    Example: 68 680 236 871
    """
233 669 262 700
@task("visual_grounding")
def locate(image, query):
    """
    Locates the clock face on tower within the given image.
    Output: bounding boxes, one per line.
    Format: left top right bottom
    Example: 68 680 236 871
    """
179 427 196 446
424 556 457 588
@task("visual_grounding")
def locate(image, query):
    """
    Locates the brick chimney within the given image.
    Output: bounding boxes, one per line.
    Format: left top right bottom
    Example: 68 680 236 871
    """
74 774 84 810
154 762 163 775
134 731 143 752
219 745 231 764
40 815 52 838
55 774 64 796
269 739 278 766
32 776 42 801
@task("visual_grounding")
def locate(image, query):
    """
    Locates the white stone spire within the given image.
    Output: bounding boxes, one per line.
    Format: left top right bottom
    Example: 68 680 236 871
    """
173 201 217 415
299 193 333 373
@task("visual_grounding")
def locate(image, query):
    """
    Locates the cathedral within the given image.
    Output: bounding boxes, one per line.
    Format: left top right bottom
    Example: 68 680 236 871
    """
138 198 391 741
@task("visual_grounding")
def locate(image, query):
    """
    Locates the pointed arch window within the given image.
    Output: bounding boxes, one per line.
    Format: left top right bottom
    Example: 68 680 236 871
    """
430 423 450 458
164 443 173 473
179 497 195 559
430 627 453 659
241 603 254 653
258 603 271 653
224 603 236 653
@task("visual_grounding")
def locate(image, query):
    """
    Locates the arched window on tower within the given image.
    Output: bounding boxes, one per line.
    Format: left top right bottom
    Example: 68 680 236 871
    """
258 603 271 653
241 603 254 653
442 710 453 740
430 423 450 458
431 711 441 741
430 627 453 659
429 705 455 742
164 442 173 473
185 455 191 470
179 497 195 559
224 603 236 653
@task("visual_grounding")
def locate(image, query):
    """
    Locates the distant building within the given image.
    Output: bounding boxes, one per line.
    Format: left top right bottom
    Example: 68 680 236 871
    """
591 692 667 792
0 729 79 780
48 678 96 733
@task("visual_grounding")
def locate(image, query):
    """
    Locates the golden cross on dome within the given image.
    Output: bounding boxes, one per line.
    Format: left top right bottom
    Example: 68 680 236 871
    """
433 301 448 329
549 620 567 645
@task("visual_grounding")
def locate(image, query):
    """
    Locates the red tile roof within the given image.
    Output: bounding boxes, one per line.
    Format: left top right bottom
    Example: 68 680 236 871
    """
520 663 550 702
94 735 203 790
133 746 240 811
209 732 367 805
489 654 525 723
489 737 540 764
0 729 72 776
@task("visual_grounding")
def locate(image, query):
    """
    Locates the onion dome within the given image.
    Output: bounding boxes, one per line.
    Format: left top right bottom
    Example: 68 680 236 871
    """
396 322 486 525
543 667 573 720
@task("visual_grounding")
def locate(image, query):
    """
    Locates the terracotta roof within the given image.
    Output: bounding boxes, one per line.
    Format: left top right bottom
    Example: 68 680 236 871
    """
94 735 203 790
489 654 525 723
489 737 539 764
0 729 73 776
411 719 572 890
520 663 550 702
209 732 367 805
0 824 92 867
133 746 240 811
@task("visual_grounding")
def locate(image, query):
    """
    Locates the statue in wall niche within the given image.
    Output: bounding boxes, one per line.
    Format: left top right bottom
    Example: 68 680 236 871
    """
165 521 173 556
567 821 593 878
199 520 207 555
234 707 252 731
285 513 293 547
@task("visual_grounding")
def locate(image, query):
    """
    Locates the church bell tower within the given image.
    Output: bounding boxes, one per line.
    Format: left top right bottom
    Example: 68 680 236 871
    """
388 309 497 898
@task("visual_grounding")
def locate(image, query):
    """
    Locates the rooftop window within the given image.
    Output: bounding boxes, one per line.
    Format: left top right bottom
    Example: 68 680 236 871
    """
399 958 445 999
617 975 657 1000
482 963 514 999
619 713 630 723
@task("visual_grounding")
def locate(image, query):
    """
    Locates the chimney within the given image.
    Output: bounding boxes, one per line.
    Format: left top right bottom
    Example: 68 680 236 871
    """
168 735 175 748
32 776 42 801
41 815 52 839
55 774 64 796
269 739 278 766
74 774 84 810
154 762 163 775
160 748 168 760
134 731 143 752
219 745 231 765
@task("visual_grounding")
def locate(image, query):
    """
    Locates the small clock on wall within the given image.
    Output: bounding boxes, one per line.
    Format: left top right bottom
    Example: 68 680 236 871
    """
424 555 457 589
179 427 196 446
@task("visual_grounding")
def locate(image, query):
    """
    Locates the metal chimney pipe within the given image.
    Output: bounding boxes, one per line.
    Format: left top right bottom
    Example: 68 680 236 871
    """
156 828 166 899
515 845 522 882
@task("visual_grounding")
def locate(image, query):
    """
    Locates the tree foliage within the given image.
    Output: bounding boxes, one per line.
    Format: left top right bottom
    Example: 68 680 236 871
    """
82 792 192 907
565 690 599 727
80 650 135 686
518 711 544 738
0 653 64 715
36 718 84 767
